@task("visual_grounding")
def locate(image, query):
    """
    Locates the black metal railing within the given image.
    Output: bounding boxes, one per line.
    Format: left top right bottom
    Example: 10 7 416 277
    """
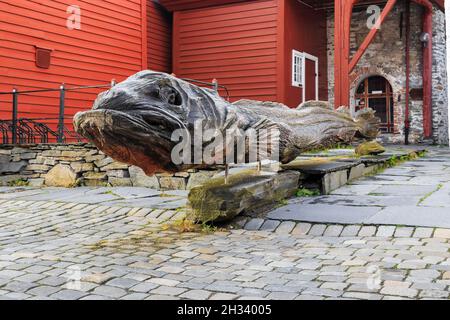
181 77 230 101
0 77 229 145
0 81 116 144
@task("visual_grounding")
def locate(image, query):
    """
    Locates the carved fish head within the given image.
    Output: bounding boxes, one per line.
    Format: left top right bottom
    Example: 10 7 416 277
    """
74 71 223 175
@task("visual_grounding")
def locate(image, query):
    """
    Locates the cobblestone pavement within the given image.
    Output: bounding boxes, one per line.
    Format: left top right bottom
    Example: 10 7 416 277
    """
0 147 449 300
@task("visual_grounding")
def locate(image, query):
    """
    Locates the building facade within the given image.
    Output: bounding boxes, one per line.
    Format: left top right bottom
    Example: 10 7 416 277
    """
0 0 448 145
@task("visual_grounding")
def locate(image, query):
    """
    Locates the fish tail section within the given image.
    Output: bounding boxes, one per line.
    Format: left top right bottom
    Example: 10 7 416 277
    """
355 108 381 140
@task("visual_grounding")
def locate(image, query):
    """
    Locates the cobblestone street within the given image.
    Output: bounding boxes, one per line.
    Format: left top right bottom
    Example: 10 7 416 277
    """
0 148 449 300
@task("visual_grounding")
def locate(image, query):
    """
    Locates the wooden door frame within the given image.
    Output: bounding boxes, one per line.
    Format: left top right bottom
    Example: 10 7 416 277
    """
302 52 319 103
355 76 394 133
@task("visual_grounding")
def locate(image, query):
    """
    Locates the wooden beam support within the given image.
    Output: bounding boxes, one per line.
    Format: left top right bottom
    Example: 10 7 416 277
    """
349 0 397 72
334 0 357 108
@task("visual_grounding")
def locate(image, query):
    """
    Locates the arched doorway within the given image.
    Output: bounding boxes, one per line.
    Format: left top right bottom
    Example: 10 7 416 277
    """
355 76 394 133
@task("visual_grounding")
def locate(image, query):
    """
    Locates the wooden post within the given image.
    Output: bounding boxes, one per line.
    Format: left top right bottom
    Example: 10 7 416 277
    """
411 0 433 139
334 0 356 108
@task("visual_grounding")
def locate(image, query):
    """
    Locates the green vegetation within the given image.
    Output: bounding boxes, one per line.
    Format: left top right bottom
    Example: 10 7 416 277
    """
7 179 29 187
296 188 321 197
164 217 220 234
418 183 443 205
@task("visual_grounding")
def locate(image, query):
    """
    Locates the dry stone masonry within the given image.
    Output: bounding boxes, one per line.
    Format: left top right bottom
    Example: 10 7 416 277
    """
0 143 218 190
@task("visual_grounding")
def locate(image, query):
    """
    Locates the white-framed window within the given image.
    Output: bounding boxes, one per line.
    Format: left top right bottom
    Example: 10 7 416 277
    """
292 50 304 87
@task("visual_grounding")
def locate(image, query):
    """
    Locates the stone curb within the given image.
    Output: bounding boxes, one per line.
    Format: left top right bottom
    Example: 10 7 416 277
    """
233 217 450 239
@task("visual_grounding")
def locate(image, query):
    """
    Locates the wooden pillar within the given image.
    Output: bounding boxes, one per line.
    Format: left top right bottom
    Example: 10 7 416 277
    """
334 0 355 108
411 0 433 138
405 0 411 145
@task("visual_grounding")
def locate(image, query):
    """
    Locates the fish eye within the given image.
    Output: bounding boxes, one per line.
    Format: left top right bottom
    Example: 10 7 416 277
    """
165 87 182 106
168 93 176 104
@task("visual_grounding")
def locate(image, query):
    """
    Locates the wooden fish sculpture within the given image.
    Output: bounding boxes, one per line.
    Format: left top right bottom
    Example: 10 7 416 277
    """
74 71 380 175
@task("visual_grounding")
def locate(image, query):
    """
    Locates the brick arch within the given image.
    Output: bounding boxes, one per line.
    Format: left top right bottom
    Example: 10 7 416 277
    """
350 66 403 134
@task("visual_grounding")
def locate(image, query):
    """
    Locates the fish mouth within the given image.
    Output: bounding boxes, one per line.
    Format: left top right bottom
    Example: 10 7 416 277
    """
74 109 180 175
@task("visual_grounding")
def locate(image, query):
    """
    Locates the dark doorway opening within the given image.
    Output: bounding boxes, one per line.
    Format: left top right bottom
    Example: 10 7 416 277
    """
355 76 394 133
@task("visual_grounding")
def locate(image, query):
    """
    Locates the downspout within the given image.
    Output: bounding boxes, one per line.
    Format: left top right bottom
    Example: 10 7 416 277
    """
405 0 411 145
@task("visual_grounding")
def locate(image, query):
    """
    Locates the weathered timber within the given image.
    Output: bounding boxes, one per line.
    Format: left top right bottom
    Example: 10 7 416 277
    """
187 170 300 223
74 71 380 175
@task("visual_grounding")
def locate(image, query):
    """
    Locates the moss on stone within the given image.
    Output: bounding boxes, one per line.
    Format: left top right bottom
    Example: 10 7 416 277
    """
355 141 385 156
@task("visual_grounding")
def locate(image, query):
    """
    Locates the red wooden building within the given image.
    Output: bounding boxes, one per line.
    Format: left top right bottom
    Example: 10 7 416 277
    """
0 0 447 144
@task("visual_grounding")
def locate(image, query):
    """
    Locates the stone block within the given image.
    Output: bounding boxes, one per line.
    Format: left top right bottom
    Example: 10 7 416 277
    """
85 155 105 163
41 150 61 157
363 165 380 176
0 160 27 174
159 177 187 190
101 162 129 171
61 150 84 158
26 164 50 172
186 171 219 190
129 166 160 189
0 175 22 186
94 157 114 168
83 172 107 180
322 170 348 194
43 158 57 166
19 153 36 160
28 178 45 187
348 164 366 181
107 170 130 178
108 177 132 187
45 164 78 187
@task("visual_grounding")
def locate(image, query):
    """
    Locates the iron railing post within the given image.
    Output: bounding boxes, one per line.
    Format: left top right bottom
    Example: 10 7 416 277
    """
212 78 219 92
57 84 65 143
12 88 18 144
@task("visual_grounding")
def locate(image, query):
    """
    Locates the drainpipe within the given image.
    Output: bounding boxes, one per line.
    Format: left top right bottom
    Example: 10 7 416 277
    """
405 0 411 145
446 0 450 146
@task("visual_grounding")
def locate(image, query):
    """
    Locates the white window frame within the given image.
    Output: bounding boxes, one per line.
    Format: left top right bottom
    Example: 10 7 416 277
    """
292 50 304 87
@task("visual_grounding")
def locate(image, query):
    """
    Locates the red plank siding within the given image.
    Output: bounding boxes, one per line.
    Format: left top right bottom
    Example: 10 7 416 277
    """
159 0 249 11
173 0 280 102
0 0 147 141
283 0 328 106
147 1 172 73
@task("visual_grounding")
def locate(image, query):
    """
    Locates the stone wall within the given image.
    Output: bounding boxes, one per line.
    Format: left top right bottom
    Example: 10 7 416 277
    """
327 3 448 145
432 6 449 145
0 143 219 190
